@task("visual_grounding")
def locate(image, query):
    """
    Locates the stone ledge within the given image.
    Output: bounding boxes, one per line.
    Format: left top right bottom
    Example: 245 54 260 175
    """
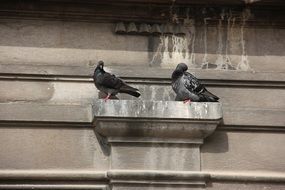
208 171 285 183
108 170 209 186
93 100 222 143
0 170 285 183
0 170 109 190
0 102 284 129
0 184 109 190
93 100 222 120
93 100 222 174
0 170 107 181
1 64 285 84
94 118 219 144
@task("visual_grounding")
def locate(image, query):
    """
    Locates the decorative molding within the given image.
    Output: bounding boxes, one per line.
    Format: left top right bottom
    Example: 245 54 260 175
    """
108 137 203 144
108 170 209 186
0 170 284 186
1 64 285 88
0 170 107 180
0 0 284 27
218 125 285 132
107 170 285 184
0 170 109 190
115 22 187 36
209 171 285 183
0 184 109 190
0 102 284 130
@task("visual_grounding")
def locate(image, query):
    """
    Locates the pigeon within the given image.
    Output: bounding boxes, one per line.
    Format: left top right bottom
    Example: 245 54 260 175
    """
93 61 141 101
171 63 219 103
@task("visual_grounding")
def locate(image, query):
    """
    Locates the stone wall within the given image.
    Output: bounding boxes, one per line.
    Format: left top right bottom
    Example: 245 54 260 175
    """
0 1 284 189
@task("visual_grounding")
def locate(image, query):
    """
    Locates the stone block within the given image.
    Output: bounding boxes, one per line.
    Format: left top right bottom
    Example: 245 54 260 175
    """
0 81 54 102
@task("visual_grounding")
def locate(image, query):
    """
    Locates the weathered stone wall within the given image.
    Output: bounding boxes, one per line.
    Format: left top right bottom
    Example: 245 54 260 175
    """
0 20 148 66
0 19 285 72
0 1 284 189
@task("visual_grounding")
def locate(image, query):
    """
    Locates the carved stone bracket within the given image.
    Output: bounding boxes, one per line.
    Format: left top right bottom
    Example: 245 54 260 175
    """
93 100 222 189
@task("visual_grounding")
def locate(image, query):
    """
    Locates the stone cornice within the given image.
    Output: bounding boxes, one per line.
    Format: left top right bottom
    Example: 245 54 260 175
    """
93 100 222 143
0 0 284 26
1 64 285 88
0 102 284 130
0 170 108 190
0 170 284 185
108 170 209 186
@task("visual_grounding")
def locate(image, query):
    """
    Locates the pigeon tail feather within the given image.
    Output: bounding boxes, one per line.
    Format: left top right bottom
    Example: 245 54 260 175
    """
119 85 141 97
201 90 219 102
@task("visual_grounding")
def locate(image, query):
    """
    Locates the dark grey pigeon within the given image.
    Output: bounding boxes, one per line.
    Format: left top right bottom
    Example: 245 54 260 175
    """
171 63 219 103
93 61 140 101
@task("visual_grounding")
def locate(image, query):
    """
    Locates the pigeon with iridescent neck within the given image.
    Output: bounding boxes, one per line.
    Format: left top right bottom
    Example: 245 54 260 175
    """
171 63 219 103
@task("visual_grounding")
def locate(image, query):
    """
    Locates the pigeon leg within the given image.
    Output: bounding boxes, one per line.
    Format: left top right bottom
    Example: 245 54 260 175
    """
104 94 111 102
183 99 191 104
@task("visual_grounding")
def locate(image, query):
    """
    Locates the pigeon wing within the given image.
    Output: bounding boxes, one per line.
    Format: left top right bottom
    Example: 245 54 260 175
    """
96 72 123 90
183 72 219 102
183 72 205 94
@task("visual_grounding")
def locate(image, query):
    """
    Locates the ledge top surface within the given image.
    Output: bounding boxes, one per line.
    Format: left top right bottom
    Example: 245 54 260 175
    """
93 100 222 120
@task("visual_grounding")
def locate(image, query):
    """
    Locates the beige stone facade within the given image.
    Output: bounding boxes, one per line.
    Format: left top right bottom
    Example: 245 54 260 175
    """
0 0 284 189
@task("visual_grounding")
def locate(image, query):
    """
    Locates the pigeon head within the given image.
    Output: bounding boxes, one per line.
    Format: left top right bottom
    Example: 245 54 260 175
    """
176 63 188 72
172 63 188 80
97 61 104 70
94 61 105 76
